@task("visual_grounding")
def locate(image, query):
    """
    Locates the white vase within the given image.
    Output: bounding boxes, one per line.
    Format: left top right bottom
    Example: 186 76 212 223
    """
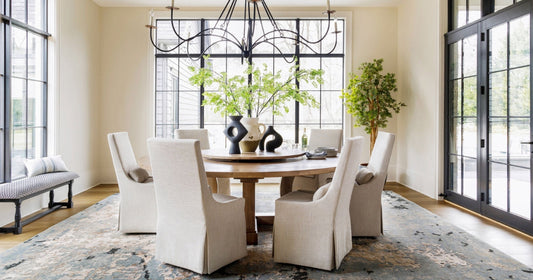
240 117 266 152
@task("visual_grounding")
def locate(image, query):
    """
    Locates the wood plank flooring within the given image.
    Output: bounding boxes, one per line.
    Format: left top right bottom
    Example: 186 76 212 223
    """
0 182 532 267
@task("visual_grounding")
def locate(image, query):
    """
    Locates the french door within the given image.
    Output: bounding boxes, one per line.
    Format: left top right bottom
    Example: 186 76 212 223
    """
445 1 533 235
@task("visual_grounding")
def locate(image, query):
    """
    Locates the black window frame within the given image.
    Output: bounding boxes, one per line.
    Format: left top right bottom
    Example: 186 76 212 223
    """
154 18 345 143
1 0 50 182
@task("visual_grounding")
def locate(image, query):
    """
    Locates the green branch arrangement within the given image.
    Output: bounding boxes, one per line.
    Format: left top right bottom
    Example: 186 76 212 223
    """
189 56 324 118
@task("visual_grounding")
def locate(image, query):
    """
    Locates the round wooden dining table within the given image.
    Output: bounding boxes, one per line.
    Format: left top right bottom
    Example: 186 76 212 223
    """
202 150 339 245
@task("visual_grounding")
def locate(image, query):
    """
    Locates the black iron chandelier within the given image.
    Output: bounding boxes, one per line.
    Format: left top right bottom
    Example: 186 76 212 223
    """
146 0 340 63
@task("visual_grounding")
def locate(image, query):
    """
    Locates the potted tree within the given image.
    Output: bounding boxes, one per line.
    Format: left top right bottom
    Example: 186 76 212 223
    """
190 57 323 153
341 58 405 152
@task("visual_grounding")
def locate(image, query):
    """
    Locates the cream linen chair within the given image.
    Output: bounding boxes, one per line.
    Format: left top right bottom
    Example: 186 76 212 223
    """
292 129 343 192
273 137 363 270
147 138 247 274
350 132 395 237
108 132 157 233
174 129 231 195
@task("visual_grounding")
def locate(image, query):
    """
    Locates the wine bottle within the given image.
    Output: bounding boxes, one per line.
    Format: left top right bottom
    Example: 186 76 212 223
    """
301 128 308 150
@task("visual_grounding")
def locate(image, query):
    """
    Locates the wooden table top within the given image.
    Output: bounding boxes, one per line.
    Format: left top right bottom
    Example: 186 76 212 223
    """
202 149 306 161
203 155 339 179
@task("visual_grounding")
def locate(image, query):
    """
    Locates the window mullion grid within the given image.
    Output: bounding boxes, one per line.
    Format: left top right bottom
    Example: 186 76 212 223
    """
294 18 300 143
25 27 28 159
461 38 465 196
506 21 511 213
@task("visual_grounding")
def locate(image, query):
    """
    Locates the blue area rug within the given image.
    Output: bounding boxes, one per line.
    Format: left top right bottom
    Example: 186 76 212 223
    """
0 191 531 279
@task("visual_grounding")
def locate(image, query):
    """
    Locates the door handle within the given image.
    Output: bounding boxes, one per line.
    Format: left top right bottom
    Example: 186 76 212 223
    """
520 141 533 145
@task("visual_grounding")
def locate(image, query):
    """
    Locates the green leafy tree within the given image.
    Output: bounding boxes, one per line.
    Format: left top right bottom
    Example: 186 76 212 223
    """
189 56 323 118
341 59 405 151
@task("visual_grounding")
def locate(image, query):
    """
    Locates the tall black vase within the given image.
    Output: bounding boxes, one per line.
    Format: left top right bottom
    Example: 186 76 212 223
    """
224 116 248 154
259 125 283 152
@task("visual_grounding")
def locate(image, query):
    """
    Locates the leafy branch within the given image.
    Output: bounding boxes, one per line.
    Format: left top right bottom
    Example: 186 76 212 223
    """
189 56 323 118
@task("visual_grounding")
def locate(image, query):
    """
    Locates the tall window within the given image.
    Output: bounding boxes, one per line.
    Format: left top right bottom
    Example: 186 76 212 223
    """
451 0 524 30
445 0 532 234
154 18 345 149
1 0 48 182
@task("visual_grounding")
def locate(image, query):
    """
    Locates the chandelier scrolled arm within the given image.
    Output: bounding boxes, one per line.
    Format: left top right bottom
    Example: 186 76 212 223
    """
147 0 341 61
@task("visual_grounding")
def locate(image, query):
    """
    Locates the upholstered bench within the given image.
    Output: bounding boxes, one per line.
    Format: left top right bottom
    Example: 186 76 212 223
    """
0 171 79 234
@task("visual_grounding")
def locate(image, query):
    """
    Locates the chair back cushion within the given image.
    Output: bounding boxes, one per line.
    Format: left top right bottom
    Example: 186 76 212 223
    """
108 132 139 174
174 129 211 150
355 167 374 185
148 138 210 271
308 129 343 152
368 132 395 178
328 136 363 268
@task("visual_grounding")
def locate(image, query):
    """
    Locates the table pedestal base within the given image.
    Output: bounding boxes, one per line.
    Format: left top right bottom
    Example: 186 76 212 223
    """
241 178 259 245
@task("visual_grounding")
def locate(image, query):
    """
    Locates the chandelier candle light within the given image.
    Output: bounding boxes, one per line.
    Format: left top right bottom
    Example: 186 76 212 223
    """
146 0 341 63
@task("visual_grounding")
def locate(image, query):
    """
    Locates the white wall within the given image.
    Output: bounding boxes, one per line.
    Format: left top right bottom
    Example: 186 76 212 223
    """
348 7 399 180
0 0 102 227
99 7 154 183
396 0 446 199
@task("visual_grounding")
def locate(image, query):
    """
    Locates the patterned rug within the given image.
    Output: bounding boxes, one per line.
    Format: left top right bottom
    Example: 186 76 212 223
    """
1 191 532 279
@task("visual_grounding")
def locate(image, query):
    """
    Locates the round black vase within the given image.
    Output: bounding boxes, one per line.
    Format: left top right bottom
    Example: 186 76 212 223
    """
259 125 283 152
224 116 248 154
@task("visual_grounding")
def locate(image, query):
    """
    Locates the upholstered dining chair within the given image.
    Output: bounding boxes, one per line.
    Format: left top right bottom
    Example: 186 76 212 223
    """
350 132 395 237
174 129 231 195
147 138 247 274
292 129 343 192
108 132 157 233
273 137 363 271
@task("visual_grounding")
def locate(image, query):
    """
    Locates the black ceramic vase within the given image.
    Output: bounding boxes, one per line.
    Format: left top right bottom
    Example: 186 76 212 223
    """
224 115 248 154
259 125 283 152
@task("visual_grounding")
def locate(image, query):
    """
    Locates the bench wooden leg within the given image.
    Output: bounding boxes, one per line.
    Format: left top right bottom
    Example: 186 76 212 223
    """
14 202 22 234
48 190 55 209
67 180 73 208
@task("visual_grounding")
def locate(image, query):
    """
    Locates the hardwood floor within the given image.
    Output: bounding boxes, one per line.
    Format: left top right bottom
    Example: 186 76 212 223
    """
0 182 532 267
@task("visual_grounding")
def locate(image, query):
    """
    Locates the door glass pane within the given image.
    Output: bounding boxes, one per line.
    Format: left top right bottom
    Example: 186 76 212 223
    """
451 117 461 155
509 118 530 168
490 23 508 73
463 118 477 157
464 36 477 77
463 157 477 199
489 118 508 162
510 166 531 219
489 71 508 117
509 67 530 116
490 162 508 211
450 155 463 194
464 77 477 116
450 42 462 79
510 15 530 68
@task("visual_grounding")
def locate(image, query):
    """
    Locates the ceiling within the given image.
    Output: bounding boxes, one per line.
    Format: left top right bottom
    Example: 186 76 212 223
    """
92 0 401 8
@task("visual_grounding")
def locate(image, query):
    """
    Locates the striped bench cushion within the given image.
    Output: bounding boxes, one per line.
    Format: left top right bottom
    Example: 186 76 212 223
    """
0 172 79 200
